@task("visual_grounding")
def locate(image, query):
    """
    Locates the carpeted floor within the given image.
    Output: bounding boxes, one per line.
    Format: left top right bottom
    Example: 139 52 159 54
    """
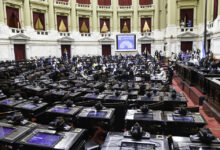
172 77 220 138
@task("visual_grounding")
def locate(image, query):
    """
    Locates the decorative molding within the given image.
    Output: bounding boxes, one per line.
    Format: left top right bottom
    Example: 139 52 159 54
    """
138 36 154 42
177 32 199 38
99 37 114 42
9 33 30 40
57 36 74 42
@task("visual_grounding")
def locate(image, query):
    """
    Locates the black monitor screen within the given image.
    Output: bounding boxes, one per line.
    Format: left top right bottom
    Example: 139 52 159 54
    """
22 104 37 109
87 111 107 118
121 142 155 150
27 133 61 147
141 97 151 101
173 116 194 122
1 100 13 105
51 107 70 113
0 127 15 139
134 113 153 120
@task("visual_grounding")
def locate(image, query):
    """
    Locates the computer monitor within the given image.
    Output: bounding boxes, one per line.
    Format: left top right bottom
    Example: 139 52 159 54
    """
51 107 70 113
0 126 15 139
22 104 37 109
87 111 107 118
173 116 194 122
26 132 61 147
1 100 13 105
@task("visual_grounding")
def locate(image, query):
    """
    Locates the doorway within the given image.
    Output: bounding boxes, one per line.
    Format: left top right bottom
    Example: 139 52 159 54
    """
14 44 25 61
102 45 111 56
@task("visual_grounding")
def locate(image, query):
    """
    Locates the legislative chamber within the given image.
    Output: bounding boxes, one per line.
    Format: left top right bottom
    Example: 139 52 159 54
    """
0 0 220 150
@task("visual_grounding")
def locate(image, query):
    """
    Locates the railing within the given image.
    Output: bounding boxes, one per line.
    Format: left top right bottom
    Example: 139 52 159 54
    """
36 30 48 35
98 5 112 10
11 28 24 34
59 32 70 36
56 0 69 5
76 3 91 9
139 4 153 9
100 33 111 37
208 22 214 29
180 27 194 32
141 32 151 37
80 33 91 37
118 5 132 10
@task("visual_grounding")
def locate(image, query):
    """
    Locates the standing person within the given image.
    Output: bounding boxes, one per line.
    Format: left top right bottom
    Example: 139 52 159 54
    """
180 20 185 28
160 50 165 63
155 50 159 60
187 20 192 27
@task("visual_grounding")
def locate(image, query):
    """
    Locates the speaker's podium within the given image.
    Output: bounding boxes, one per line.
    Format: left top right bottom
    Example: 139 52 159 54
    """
125 106 163 134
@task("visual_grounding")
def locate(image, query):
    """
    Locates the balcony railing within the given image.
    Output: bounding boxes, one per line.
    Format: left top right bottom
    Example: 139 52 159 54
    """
76 3 91 9
139 4 153 9
59 32 70 36
56 0 69 5
11 28 24 34
36 30 48 35
180 27 194 32
98 5 112 10
208 22 214 29
118 5 132 10
141 31 152 37
80 33 91 37
101 33 111 37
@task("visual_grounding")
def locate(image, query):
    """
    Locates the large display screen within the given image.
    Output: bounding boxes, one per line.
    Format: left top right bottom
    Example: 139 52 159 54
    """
0 127 15 139
27 132 61 147
117 35 136 51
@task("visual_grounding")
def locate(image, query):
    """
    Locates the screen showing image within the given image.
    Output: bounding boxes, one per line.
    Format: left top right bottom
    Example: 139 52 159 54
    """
121 142 155 150
0 127 15 139
51 107 70 113
87 111 107 118
22 104 37 109
173 116 194 122
134 113 153 120
1 100 14 105
108 96 119 100
27 133 61 147
117 35 136 50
